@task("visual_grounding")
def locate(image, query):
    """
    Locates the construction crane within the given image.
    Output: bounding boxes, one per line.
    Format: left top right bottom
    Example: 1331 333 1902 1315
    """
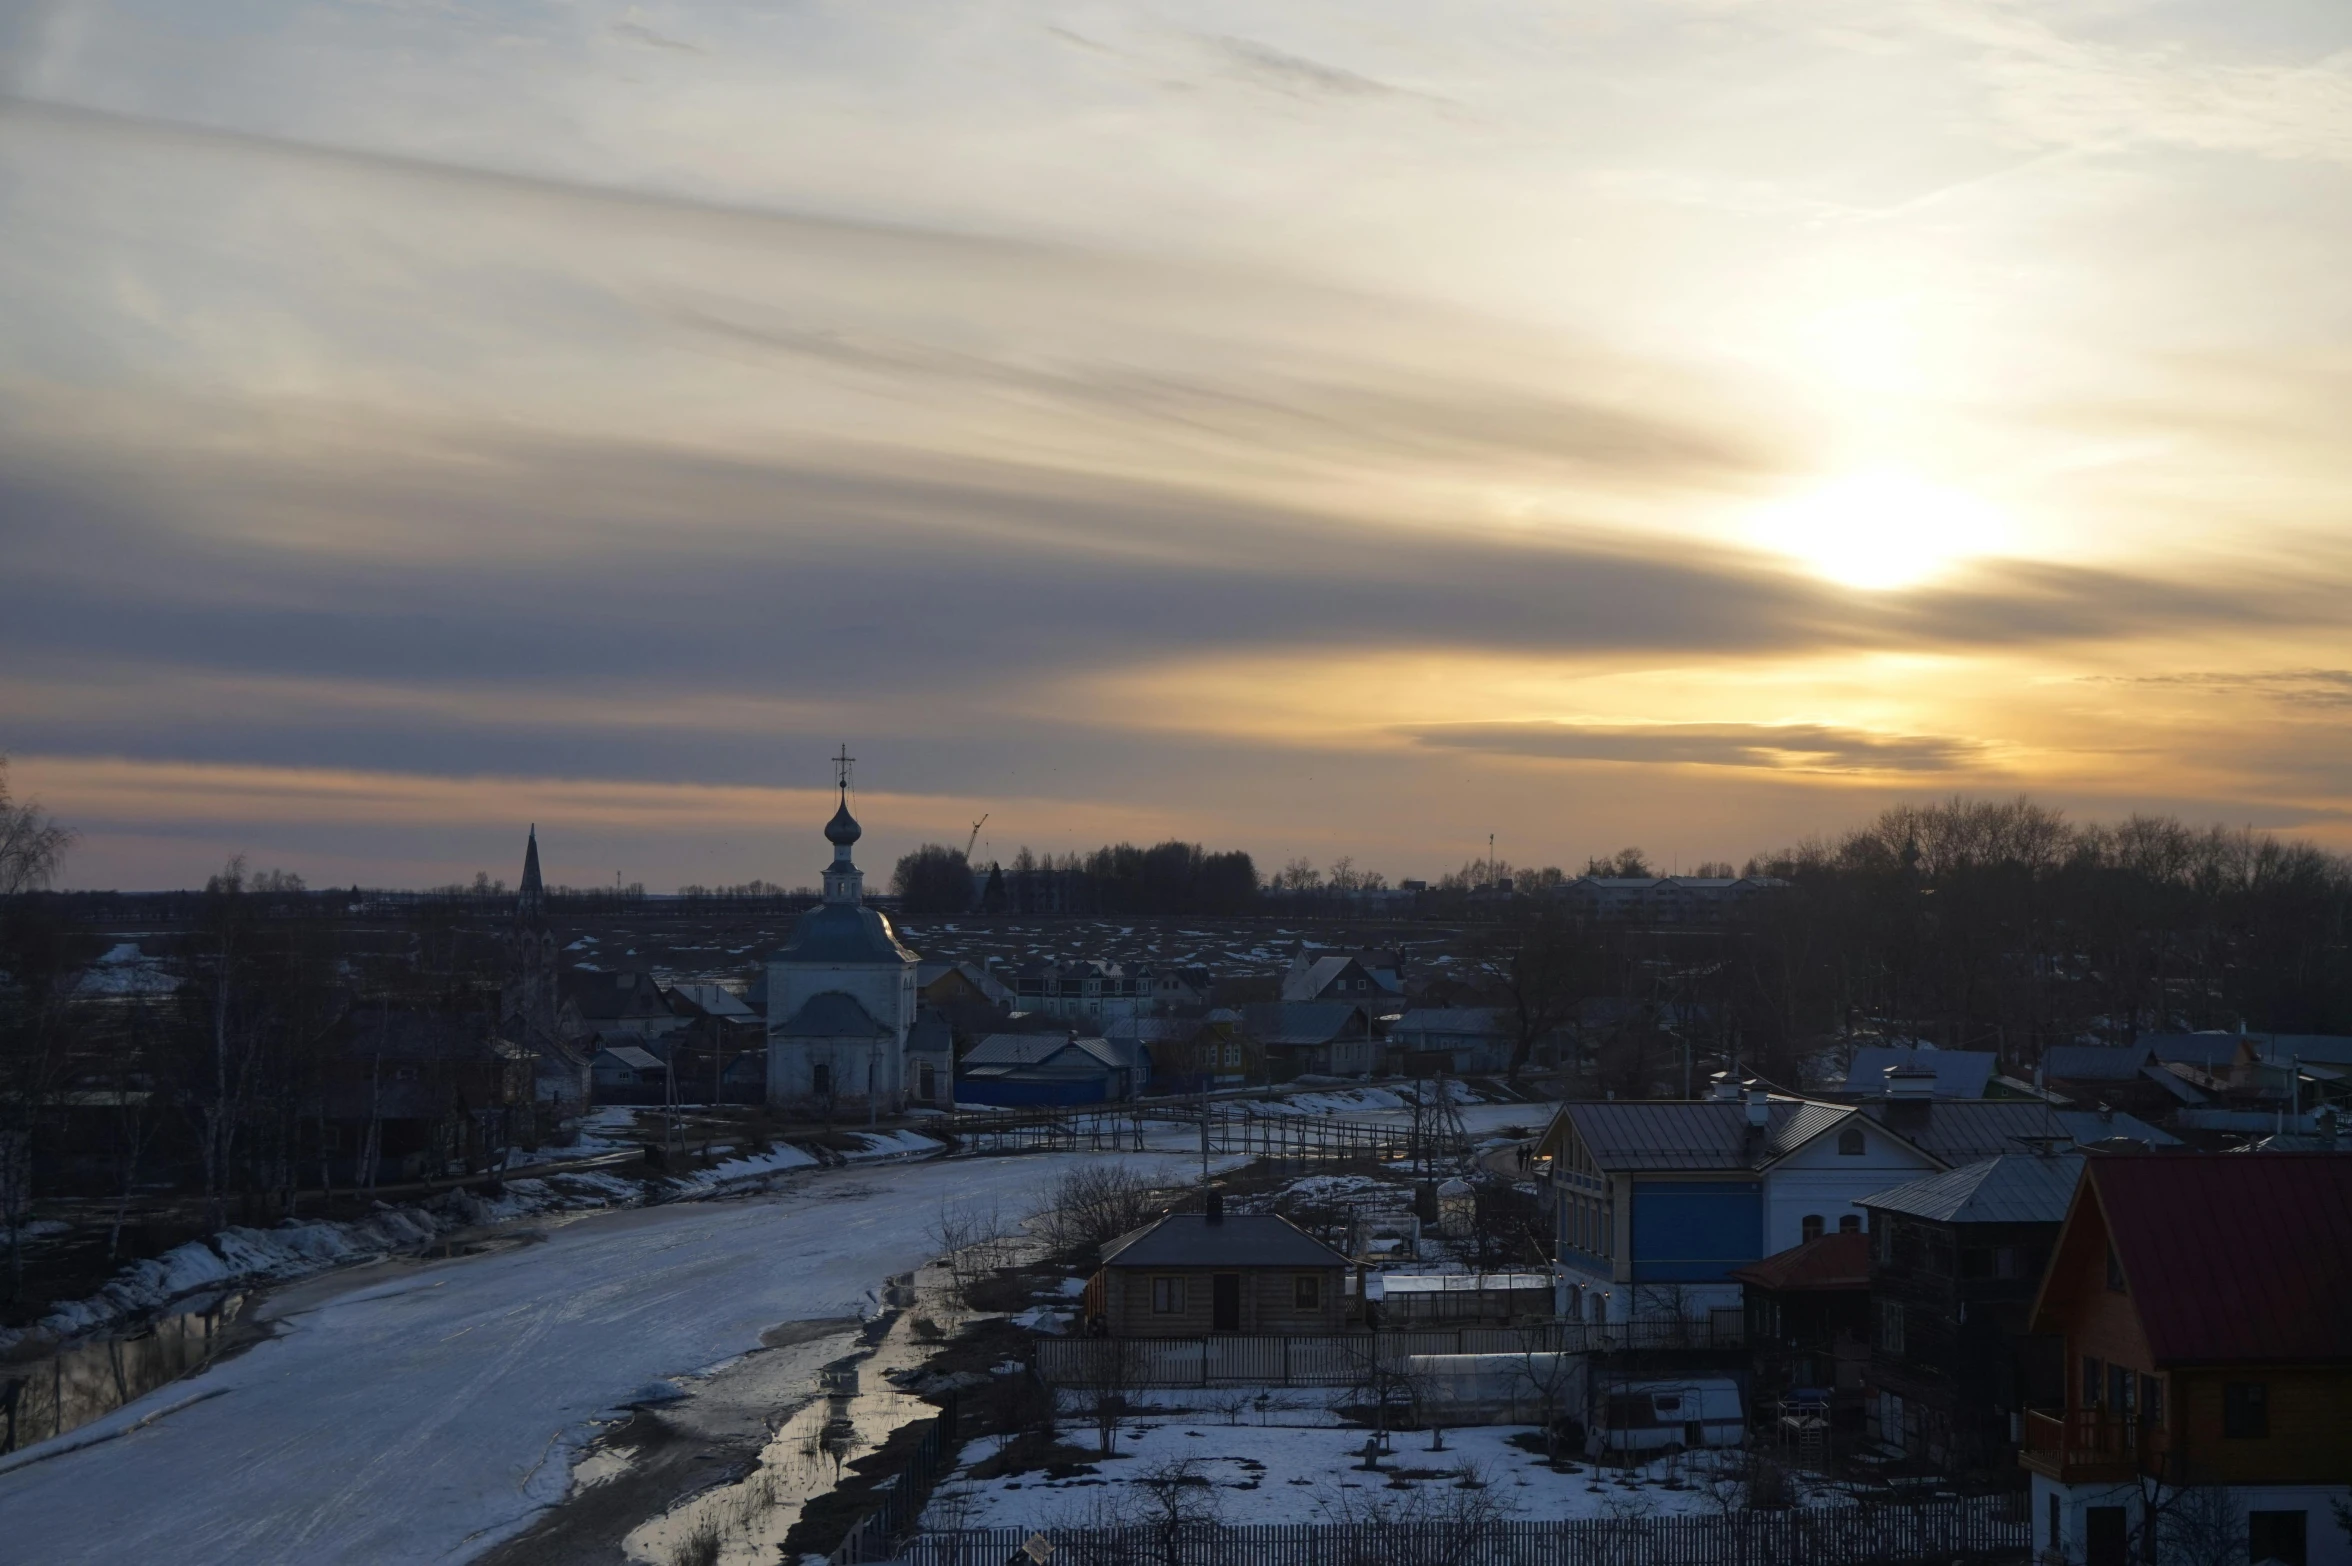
963 813 989 861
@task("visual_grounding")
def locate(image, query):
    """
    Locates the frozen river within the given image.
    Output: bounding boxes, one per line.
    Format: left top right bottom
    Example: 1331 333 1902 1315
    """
0 1150 1216 1565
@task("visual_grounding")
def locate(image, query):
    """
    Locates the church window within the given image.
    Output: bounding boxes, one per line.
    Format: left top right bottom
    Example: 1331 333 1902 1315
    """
812 1062 832 1097
1802 1214 1825 1243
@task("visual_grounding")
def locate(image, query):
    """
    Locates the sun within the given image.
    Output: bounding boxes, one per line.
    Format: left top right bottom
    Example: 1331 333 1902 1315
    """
1748 470 2012 591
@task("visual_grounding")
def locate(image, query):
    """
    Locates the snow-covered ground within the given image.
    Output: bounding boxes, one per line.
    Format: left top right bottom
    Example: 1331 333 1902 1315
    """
928 1410 1823 1531
0 1150 1221 1565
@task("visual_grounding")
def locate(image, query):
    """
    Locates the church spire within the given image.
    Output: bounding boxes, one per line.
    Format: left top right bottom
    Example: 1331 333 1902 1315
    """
519 824 544 917
821 747 864 905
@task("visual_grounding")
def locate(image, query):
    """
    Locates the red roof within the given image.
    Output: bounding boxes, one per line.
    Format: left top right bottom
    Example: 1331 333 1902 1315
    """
1728 1231 1870 1292
2089 1153 2352 1366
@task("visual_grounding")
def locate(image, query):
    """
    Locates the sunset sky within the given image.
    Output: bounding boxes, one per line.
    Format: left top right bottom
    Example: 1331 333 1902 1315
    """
4 1 2349 890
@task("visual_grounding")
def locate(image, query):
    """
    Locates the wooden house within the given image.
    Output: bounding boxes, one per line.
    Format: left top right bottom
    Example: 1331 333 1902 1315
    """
2021 1154 2352 1566
1085 1193 1352 1336
1857 1152 2081 1473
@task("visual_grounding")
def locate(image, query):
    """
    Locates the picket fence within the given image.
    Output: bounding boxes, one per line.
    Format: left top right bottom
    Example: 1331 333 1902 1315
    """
892 1498 2029 1566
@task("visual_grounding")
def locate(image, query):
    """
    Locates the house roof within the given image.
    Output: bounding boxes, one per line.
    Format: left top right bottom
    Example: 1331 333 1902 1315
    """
2052 1108 2180 1147
1392 1007 1507 1038
1101 1212 1349 1270
2074 1154 2352 1366
564 970 673 1022
2042 1045 2156 1082
1549 1098 1857 1172
774 902 917 967
775 990 892 1039
1859 1154 2086 1225
1282 955 1364 1001
666 983 755 1019
1240 1001 1366 1045
2140 1033 2248 1069
595 1044 664 1071
1842 1047 1994 1098
962 1033 1131 1072
1728 1231 1871 1292
1853 1099 2078 1165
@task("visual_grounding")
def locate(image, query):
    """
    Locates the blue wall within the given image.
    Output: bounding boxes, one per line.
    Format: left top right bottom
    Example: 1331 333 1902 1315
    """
953 1075 1111 1107
1630 1180 1763 1282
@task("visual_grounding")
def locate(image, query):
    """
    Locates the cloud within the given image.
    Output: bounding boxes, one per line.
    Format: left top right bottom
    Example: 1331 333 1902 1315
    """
610 20 702 55
1202 36 1413 101
1403 721 1986 774
2089 669 2352 710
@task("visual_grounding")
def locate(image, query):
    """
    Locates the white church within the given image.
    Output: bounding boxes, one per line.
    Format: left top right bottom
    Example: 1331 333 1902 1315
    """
765 760 949 1114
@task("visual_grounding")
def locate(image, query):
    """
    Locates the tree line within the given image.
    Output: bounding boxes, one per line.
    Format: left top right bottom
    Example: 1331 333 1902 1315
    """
893 839 1260 917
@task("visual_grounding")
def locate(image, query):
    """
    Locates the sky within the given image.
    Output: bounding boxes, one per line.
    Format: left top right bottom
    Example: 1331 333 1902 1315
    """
3 1 2349 890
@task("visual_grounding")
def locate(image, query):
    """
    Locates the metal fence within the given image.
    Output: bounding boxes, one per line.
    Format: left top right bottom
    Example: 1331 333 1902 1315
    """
896 1499 2029 1566
1035 1320 1743 1388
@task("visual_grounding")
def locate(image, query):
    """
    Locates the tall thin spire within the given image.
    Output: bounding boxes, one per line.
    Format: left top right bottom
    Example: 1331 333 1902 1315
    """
519 824 544 915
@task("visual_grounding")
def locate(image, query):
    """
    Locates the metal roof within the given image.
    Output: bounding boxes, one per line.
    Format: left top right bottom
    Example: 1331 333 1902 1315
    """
774 902 918 967
1853 1099 2076 1164
1842 1048 1994 1098
2052 1108 2180 1147
1240 1001 1365 1046
1101 1212 1350 1270
2043 1045 2156 1081
1553 1098 1855 1172
1728 1231 1871 1292
775 990 891 1039
595 1045 664 1071
1859 1154 2086 1225
2078 1154 2352 1365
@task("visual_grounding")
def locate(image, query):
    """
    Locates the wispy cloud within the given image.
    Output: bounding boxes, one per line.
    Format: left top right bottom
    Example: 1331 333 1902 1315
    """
1404 721 1986 774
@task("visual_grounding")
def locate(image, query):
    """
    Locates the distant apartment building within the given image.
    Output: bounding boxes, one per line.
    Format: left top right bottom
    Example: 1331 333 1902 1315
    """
1549 874 1787 923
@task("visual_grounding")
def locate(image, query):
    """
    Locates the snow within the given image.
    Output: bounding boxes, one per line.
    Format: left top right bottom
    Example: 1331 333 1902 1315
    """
71 942 180 997
0 1151 1217 1565
844 1128 947 1160
925 1413 1792 1531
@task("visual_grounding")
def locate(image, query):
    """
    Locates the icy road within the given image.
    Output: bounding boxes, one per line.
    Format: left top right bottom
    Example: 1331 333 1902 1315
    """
0 1151 1211 1564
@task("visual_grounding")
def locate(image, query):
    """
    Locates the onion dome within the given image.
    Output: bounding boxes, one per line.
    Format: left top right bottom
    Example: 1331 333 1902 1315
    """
824 797 862 846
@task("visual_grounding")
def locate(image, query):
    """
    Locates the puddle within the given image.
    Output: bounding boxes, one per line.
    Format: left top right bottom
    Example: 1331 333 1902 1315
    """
2 1292 246 1452
622 1276 948 1566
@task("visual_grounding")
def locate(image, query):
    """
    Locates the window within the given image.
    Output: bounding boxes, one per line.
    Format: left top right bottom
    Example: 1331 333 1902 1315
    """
2108 1364 2135 1419
919 1063 937 1101
2140 1374 2163 1429
2083 1355 2104 1407
1838 1214 1861 1235
1151 1277 1186 1313
2105 1245 2128 1293
2224 1381 2269 1439
1802 1214 1825 1243
2248 1511 2307 1566
1295 1275 1322 1309
1876 1299 1906 1355
1838 1128 1866 1156
811 1062 831 1097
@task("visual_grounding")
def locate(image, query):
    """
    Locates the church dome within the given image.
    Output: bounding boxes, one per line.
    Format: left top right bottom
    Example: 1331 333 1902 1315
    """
824 798 862 846
774 902 916 966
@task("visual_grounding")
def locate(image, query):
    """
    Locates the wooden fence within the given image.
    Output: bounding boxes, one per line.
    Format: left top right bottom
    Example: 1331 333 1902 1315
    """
895 1498 2029 1566
1035 1319 1743 1388
829 1394 961 1564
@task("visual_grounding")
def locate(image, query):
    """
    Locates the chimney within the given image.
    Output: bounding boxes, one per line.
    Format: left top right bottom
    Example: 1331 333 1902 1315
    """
1883 1065 1937 1101
1744 1083 1770 1128
1709 1071 1741 1102
1204 1190 1224 1225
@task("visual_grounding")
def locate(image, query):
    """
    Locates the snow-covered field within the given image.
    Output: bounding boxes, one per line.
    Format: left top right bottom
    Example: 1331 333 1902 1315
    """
929 1410 1813 1531
0 1150 1217 1566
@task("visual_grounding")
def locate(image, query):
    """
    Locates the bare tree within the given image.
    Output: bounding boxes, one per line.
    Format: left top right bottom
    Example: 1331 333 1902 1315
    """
0 757 74 895
1033 1163 1164 1262
1472 916 1587 1079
